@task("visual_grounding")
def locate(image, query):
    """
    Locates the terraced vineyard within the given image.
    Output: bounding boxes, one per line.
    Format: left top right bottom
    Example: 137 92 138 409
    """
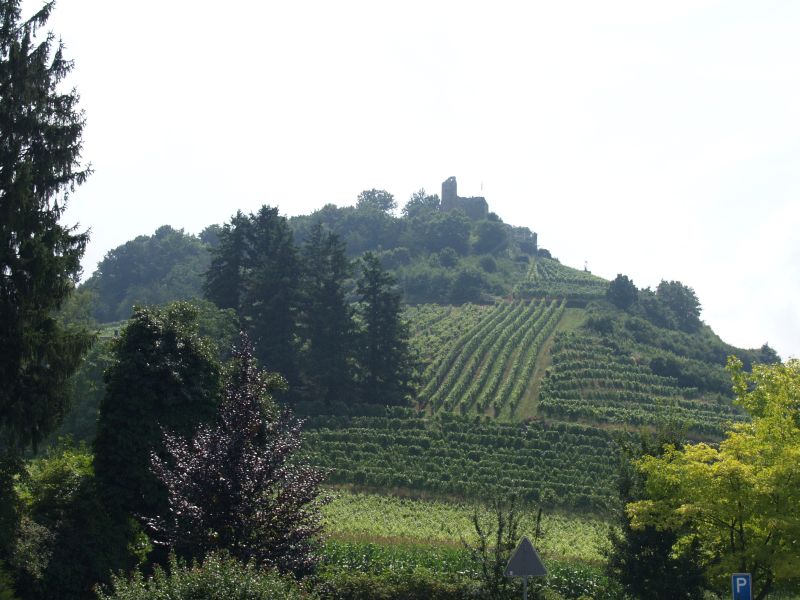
415 299 565 416
301 408 619 511
516 256 608 305
538 332 744 436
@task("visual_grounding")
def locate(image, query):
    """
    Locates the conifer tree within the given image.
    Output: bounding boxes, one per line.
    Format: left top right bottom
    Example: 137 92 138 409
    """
203 211 250 312
244 206 301 384
204 207 301 385
356 252 413 405
299 223 355 403
0 0 92 453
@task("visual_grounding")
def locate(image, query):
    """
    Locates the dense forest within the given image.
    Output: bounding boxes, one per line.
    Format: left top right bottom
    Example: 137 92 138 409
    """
2 2 798 600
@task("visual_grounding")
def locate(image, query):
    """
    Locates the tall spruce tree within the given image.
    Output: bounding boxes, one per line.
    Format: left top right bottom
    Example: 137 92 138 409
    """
203 210 250 312
356 252 413 405
299 223 355 403
204 207 301 386
243 206 300 384
0 1 92 453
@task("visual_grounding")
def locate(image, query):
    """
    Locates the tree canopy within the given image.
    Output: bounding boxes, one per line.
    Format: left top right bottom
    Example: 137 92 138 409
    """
148 337 326 576
356 253 414 405
93 303 222 521
85 226 209 322
0 0 92 453
607 274 638 310
627 357 800 600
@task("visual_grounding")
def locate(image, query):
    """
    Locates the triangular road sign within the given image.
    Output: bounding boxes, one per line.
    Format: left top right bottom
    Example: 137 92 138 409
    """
505 536 547 577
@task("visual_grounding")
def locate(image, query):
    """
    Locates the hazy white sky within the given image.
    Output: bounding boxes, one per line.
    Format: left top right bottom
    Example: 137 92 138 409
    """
36 0 800 358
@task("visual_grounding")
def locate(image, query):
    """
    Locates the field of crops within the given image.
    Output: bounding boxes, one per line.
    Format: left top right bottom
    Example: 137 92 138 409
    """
414 299 565 416
299 408 620 511
538 332 744 436
323 491 611 564
515 257 608 305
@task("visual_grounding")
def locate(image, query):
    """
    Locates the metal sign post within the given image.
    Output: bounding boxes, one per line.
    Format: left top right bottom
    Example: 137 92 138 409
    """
505 537 547 600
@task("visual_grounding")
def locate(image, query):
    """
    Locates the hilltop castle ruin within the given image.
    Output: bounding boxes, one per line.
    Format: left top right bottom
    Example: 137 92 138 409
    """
440 176 489 220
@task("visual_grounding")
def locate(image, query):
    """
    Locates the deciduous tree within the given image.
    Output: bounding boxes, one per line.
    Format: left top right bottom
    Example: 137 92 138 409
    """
94 303 222 521
627 358 800 600
148 337 326 576
606 274 638 310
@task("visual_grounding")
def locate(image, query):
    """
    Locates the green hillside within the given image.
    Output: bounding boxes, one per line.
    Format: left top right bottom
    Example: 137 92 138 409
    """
57 193 777 516
292 248 776 512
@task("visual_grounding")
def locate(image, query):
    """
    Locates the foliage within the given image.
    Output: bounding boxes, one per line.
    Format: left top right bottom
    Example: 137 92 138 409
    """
605 429 706 600
420 210 471 255
9 442 148 600
205 206 302 383
84 225 210 322
461 495 523 599
401 189 440 219
0 562 17 600
448 268 486 305
0 0 93 453
322 492 610 564
148 337 327 577
301 409 618 510
472 219 508 255
355 253 414 405
655 280 702 332
299 224 356 403
47 338 114 446
97 552 315 600
356 189 396 214
606 274 638 310
316 570 473 600
627 358 800 600
93 302 222 523
0 453 21 561
246 206 302 382
203 210 249 311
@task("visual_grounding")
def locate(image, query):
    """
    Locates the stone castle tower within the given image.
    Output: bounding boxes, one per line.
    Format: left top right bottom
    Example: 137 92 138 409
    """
440 176 488 220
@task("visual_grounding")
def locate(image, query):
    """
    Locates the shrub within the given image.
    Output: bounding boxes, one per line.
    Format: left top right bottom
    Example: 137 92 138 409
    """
316 571 473 600
96 552 314 600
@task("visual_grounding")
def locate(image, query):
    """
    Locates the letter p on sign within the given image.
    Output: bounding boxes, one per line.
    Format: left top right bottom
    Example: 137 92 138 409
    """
731 573 752 600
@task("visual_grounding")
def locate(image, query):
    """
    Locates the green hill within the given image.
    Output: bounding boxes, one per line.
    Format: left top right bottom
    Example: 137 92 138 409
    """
58 186 778 514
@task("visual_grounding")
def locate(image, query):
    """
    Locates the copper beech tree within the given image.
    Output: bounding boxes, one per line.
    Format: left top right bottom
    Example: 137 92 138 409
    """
147 336 327 576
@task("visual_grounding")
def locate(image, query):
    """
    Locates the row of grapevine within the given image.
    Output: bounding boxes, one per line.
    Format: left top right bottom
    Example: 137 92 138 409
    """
538 332 744 435
517 257 607 304
420 302 517 409
414 299 565 416
409 304 490 360
459 300 550 414
492 299 566 414
301 410 620 510
436 301 532 412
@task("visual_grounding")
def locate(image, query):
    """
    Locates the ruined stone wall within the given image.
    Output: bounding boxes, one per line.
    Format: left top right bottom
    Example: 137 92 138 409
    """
440 176 489 220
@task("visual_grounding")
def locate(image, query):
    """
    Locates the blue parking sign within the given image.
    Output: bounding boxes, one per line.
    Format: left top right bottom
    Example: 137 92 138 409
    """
732 573 752 600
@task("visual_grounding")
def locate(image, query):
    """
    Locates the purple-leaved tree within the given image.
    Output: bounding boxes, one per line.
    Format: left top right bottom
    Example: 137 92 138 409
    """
148 335 327 576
